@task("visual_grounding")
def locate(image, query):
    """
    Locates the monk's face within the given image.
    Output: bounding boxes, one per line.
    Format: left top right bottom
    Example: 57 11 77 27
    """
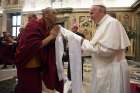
90 5 102 23
44 9 57 24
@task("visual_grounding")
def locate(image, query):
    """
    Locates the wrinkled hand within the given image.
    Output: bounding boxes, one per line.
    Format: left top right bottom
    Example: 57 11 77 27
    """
50 25 60 39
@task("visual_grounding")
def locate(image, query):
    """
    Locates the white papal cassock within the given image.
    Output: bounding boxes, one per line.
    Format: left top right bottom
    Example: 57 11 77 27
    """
82 14 131 93
55 26 83 93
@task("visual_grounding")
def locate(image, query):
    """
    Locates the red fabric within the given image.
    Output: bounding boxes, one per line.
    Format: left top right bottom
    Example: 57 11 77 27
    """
0 45 15 64
15 20 42 66
131 83 140 93
15 19 64 93
15 67 42 93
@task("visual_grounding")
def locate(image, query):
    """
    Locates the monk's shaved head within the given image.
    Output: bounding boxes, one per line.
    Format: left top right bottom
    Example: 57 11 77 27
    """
42 7 57 24
42 7 57 16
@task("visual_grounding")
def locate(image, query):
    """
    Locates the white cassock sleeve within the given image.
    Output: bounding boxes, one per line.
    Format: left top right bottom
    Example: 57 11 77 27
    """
82 39 116 57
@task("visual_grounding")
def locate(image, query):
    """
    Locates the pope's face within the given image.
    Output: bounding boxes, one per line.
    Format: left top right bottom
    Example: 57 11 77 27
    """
89 6 101 23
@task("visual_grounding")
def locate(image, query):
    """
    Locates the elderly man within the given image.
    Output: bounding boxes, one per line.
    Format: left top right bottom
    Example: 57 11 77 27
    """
15 7 63 93
82 4 130 93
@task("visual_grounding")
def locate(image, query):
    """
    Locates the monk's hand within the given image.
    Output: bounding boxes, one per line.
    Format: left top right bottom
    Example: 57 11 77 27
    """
42 25 60 47
50 25 60 39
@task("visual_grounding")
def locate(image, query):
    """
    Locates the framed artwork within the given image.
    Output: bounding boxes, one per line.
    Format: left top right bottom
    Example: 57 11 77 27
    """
79 16 85 23
78 15 94 40
79 16 92 28
118 13 135 57
122 14 131 31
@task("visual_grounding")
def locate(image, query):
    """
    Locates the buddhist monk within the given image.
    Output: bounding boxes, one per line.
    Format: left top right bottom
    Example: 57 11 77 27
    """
15 7 64 93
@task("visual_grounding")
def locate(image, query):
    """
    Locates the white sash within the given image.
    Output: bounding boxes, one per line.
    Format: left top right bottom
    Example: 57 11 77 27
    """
55 26 83 93
55 32 65 81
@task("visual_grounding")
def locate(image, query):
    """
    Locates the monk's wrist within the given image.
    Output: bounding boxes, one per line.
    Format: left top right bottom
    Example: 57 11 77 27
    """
42 35 54 47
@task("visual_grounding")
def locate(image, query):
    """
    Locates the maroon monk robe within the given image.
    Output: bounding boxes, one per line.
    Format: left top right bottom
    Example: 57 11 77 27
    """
15 18 64 93
38 18 64 93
